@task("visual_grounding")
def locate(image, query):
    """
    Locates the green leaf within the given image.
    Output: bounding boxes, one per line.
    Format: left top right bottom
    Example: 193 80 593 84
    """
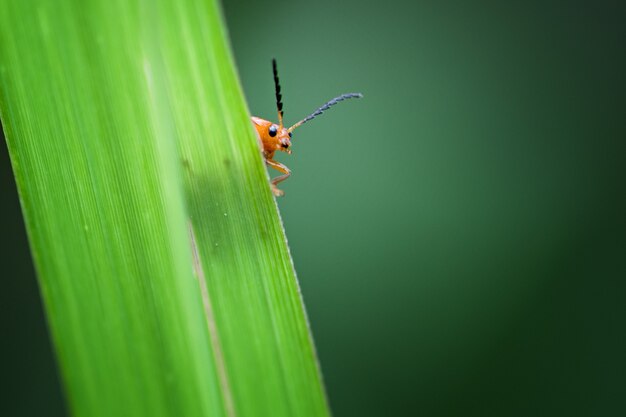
0 1 329 416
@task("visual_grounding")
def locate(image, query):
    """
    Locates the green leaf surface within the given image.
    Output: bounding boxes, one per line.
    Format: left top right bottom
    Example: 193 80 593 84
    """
0 1 329 416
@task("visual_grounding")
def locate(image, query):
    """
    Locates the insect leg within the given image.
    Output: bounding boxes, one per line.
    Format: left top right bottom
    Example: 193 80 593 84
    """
266 158 291 196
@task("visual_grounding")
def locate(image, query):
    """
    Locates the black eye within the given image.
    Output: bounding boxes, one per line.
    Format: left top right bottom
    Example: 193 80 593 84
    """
288 132 292 138
268 125 278 137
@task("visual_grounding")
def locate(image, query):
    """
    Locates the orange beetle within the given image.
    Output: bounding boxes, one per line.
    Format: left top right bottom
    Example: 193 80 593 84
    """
252 59 363 196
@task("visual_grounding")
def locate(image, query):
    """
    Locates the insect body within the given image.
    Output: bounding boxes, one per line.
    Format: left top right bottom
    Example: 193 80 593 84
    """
252 59 362 196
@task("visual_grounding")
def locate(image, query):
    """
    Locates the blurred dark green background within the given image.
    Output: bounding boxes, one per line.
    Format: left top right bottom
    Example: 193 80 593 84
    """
2 1 625 416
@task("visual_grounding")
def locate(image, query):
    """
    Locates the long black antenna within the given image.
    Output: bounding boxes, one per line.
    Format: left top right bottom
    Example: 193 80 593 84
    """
288 93 363 132
272 59 284 128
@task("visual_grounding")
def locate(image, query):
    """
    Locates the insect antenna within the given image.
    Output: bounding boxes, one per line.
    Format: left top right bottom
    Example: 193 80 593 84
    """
272 58 284 128
288 93 363 132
